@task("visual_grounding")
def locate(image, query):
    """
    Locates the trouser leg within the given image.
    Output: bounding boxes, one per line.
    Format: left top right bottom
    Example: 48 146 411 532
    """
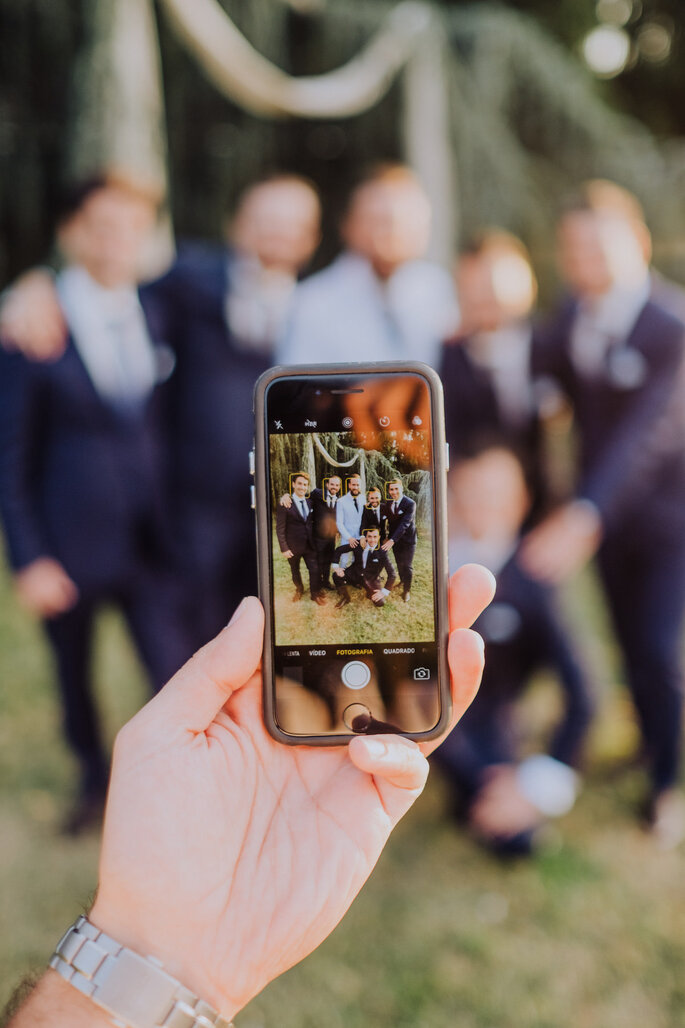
303 548 321 598
44 598 108 792
394 542 416 592
120 570 195 695
598 535 685 793
288 554 304 592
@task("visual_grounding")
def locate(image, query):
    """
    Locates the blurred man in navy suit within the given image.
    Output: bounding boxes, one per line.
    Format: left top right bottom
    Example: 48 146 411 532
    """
441 231 552 522
0 175 189 832
381 479 417 602
0 174 322 647
521 184 685 846
142 174 321 644
441 447 592 856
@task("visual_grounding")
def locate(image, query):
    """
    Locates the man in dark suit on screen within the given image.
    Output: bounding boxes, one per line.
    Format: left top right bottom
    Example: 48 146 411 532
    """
520 184 685 846
309 475 342 591
381 479 417 603
276 473 326 605
360 487 389 540
332 527 396 608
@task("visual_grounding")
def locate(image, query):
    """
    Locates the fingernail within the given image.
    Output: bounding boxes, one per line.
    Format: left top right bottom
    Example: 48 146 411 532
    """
363 738 387 759
228 598 248 627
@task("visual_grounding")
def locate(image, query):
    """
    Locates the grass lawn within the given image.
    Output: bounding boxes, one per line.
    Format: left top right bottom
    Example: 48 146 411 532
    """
2 557 685 1026
273 528 435 646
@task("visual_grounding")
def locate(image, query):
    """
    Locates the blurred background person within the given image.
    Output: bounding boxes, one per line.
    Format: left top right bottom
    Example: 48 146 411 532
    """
0 173 189 834
439 446 593 857
0 173 322 646
279 163 460 367
521 183 685 846
440 230 550 521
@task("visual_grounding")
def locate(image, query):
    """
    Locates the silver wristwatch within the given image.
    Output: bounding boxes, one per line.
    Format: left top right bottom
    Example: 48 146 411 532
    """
50 916 234 1028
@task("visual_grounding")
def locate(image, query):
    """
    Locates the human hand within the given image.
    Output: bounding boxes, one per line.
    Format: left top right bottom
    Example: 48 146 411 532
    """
349 537 359 548
0 269 68 361
14 557 79 618
518 501 602 585
334 567 345 577
371 589 385 603
382 539 394 551
282 549 294 559
89 564 494 1021
280 493 292 508
469 765 542 840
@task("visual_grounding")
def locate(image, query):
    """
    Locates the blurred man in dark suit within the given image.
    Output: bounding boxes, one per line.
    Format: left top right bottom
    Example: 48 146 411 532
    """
142 174 321 643
276 472 325 605
0 175 189 833
521 183 685 846
332 526 396 608
441 446 592 856
0 173 322 647
381 479 417 602
441 231 552 522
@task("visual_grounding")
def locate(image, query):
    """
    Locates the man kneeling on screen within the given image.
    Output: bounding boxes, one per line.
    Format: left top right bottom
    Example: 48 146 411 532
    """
332 526 396 608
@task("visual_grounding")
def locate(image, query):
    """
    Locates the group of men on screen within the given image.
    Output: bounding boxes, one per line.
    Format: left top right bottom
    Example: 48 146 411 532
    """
276 472 417 609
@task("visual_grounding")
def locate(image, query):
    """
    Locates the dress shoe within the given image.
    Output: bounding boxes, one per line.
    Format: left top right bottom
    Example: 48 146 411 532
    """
402 591 411 603
647 788 685 849
292 589 304 602
312 593 327 606
335 595 351 609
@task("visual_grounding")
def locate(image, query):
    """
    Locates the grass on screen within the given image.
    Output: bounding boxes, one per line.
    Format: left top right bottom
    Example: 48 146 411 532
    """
2 558 685 1028
272 529 434 646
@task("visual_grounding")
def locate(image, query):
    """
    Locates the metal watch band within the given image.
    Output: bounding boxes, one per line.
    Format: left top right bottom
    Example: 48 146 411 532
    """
50 916 234 1028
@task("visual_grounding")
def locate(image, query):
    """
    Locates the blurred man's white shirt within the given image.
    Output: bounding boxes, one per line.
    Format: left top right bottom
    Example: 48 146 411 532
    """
278 252 459 368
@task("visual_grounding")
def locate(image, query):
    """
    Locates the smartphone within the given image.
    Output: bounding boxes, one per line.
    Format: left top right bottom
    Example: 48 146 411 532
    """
252 362 450 745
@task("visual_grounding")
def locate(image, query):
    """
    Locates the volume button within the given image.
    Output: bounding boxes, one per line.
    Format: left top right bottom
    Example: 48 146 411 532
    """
250 485 256 509
445 442 450 471
249 449 255 475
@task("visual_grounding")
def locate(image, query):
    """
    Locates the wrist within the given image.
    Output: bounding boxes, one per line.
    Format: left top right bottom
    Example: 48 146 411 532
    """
88 904 240 1021
47 915 237 1027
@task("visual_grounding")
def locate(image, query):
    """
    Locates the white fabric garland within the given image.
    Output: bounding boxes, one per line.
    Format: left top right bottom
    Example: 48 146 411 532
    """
312 433 362 468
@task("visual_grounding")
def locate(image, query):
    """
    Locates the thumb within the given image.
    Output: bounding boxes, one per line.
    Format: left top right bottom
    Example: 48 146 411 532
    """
349 735 429 822
153 596 265 732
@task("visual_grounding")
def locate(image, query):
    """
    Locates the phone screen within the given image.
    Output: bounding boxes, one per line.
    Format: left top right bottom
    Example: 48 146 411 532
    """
261 369 446 739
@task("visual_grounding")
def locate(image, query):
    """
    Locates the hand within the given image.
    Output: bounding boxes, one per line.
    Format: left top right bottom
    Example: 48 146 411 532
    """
334 567 345 578
518 501 602 585
280 494 292 508
349 537 359 548
0 269 68 361
14 557 79 618
89 564 494 1021
371 589 385 603
282 549 294 559
382 539 394 551
469 765 542 840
